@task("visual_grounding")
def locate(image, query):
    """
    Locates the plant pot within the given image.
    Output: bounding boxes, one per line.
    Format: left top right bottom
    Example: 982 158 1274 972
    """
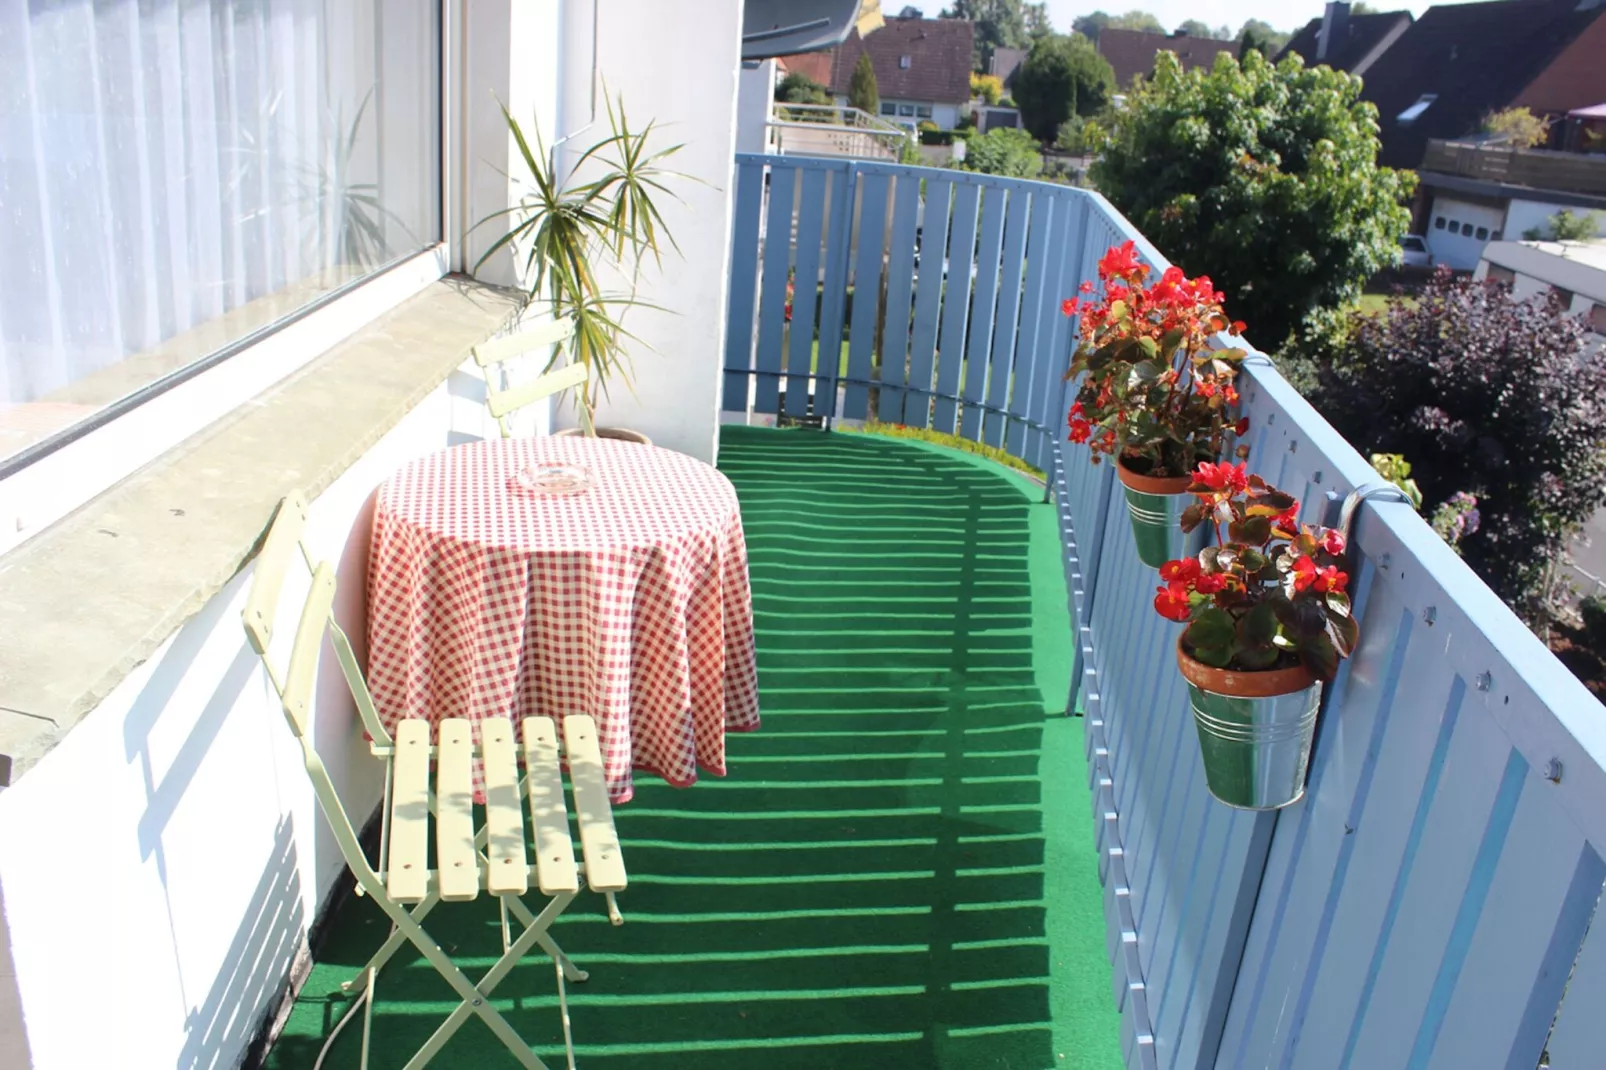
554 427 653 445
1177 640 1321 811
1117 457 1209 569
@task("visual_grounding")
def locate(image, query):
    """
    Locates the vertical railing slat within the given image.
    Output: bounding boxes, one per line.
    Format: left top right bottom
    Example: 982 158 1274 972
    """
876 172 922 425
983 186 1031 449
904 177 952 430
842 170 889 421
814 164 855 419
753 161 795 415
783 167 828 417
932 180 981 434
1004 191 1055 461
722 156 765 412
1546 903 1606 1069
958 183 1007 442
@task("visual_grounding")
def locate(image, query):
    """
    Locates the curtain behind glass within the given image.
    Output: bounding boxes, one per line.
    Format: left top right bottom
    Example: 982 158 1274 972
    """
0 0 441 457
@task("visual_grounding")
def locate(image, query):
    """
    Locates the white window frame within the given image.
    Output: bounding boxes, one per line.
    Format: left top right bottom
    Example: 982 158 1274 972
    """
0 0 463 558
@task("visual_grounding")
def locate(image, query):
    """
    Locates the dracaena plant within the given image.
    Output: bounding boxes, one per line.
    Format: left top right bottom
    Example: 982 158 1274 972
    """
1063 240 1250 478
1153 462 1360 682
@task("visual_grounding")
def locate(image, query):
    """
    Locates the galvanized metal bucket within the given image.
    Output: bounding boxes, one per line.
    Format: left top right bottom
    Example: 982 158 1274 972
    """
1116 460 1207 569
1177 644 1321 811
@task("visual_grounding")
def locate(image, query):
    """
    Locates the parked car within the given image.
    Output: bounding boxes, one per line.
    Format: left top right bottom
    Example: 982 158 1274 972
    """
1401 234 1432 268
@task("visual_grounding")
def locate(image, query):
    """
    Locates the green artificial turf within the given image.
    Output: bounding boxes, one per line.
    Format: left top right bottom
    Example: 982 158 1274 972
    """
264 425 1121 1069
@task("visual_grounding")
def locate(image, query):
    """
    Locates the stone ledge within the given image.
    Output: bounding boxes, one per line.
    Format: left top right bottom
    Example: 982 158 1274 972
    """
0 276 524 783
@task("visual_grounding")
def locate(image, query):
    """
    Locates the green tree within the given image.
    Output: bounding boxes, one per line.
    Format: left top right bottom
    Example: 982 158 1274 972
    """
1013 33 1115 142
848 53 880 114
959 126 1044 177
1073 9 1166 41
971 71 1004 104
1176 19 1230 39
776 71 830 106
1091 50 1413 350
1237 18 1290 56
941 0 1028 70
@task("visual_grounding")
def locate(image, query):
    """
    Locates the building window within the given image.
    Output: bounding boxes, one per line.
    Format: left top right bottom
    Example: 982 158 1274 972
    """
881 102 897 115
1474 226 1488 240
1397 94 1437 125
1435 216 1447 229
1591 303 1606 335
1448 221 1461 234
916 105 933 118
899 55 912 69
1486 265 1516 285
899 104 916 116
1492 230 1503 241
1553 286 1575 308
1 0 443 470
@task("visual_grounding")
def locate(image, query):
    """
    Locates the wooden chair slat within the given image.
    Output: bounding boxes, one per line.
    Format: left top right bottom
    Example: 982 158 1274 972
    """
388 720 432 903
485 362 588 420
242 491 308 655
522 717 579 895
278 562 335 737
436 719 479 902
562 715 627 893
472 318 574 368
481 717 529 897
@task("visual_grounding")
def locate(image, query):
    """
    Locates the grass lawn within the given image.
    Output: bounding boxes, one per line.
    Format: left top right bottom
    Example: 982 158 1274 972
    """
808 337 851 377
1355 293 1418 317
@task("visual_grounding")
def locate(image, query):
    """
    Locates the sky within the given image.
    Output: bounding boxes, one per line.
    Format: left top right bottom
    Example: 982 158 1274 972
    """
1038 1 1446 36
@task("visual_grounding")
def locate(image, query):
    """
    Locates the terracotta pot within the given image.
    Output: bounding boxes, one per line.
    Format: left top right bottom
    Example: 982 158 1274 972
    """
1116 456 1207 569
554 427 653 445
1176 639 1321 811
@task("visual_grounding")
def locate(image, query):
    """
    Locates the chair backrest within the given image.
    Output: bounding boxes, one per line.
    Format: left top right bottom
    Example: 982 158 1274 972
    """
242 493 393 890
472 317 592 438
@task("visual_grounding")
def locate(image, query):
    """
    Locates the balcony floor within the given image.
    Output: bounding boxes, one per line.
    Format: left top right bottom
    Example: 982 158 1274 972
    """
264 425 1120 1069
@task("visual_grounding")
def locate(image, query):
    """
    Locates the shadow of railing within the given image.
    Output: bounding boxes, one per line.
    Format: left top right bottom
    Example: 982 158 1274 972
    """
267 427 1087 1069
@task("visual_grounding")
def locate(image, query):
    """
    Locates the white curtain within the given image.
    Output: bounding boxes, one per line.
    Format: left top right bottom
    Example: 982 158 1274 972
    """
0 0 439 411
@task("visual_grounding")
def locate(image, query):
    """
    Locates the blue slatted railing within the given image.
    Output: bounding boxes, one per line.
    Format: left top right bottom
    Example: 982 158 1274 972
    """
721 154 1606 1070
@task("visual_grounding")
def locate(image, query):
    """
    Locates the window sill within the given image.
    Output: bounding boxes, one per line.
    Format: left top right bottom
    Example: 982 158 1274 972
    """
0 276 524 784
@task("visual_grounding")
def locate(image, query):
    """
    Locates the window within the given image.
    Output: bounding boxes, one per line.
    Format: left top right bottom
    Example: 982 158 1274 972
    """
1 0 443 470
1475 226 1489 240
1492 230 1503 241
1435 216 1447 230
1403 237 1427 252
1486 265 1516 285
1449 221 1461 235
1553 286 1575 308
899 55 912 69
881 102 897 115
1397 94 1437 125
899 103 916 116
1591 303 1606 336
916 105 933 118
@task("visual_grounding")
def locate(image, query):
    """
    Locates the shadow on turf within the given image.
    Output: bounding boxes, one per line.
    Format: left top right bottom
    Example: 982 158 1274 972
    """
267 428 1066 1070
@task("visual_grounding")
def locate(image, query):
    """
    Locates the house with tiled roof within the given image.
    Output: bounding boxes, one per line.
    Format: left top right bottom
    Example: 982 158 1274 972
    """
1095 28 1237 89
780 15 974 129
1279 2 1413 77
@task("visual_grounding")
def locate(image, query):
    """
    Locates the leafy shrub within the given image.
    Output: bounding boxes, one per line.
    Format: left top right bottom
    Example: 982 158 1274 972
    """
1521 209 1599 242
1303 269 1606 619
1581 594 1606 645
971 72 1004 105
958 126 1043 178
1482 107 1550 149
776 72 830 106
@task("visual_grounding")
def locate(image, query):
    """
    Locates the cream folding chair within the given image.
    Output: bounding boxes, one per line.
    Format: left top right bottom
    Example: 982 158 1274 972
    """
473 317 593 438
242 491 626 1069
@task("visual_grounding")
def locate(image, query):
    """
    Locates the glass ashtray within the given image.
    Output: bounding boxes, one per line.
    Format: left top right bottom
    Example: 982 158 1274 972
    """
511 462 591 495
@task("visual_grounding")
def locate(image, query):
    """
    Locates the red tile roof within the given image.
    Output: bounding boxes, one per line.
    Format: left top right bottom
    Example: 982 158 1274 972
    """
778 50 835 87
830 17 974 105
1097 28 1238 89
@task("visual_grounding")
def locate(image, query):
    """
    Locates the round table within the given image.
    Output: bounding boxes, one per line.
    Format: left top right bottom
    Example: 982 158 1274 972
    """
366 436 760 802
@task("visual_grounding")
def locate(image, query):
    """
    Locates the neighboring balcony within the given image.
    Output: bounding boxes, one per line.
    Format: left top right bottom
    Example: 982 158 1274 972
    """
1422 138 1606 197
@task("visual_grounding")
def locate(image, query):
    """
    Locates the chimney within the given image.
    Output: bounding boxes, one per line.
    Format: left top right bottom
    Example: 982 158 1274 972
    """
1317 1 1351 62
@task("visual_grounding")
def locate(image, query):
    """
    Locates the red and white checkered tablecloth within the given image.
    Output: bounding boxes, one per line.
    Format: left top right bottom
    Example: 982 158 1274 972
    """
367 436 760 802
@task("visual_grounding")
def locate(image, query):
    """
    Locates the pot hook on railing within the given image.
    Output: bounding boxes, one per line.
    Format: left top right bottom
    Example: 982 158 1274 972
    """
1336 482 1412 549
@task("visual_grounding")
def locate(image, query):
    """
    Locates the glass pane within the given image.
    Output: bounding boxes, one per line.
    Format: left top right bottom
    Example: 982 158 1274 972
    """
0 0 442 466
